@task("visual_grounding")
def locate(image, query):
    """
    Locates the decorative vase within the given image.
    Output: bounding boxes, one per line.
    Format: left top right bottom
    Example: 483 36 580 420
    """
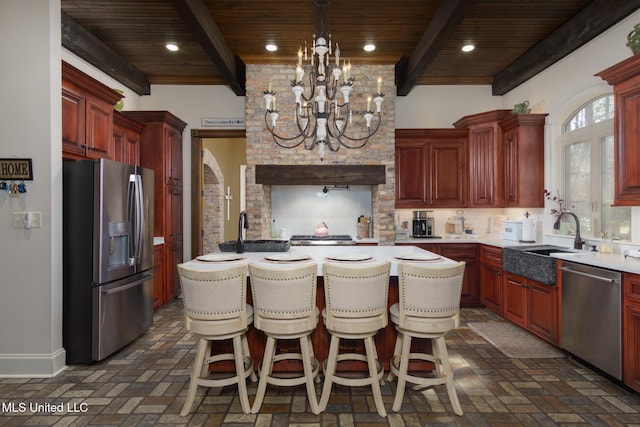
626 24 640 54
113 89 124 111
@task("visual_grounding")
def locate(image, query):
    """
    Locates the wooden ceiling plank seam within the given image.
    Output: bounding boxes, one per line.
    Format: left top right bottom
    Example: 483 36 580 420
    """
396 0 479 97
170 0 246 96
492 0 640 95
61 11 151 95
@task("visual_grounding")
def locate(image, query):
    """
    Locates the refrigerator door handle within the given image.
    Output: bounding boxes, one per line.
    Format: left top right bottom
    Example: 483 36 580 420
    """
127 173 137 266
101 273 153 295
134 173 144 265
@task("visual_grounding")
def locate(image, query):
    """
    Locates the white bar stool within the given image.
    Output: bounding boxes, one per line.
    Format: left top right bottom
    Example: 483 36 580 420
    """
248 262 321 414
387 261 466 415
177 263 257 416
319 260 391 417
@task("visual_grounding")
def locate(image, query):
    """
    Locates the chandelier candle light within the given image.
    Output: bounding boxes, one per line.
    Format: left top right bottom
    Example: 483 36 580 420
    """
263 34 384 160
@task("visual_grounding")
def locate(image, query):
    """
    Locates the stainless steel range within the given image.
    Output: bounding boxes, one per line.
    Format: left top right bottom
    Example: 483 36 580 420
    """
290 235 355 246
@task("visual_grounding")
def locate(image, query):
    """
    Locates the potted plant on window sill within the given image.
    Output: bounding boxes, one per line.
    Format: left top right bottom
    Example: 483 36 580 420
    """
544 189 573 234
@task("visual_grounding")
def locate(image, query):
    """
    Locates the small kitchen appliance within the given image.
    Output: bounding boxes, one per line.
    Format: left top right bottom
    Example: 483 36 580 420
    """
503 221 523 241
412 210 439 238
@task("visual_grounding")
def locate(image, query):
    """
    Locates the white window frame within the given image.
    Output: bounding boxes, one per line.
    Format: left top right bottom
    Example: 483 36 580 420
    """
560 95 631 240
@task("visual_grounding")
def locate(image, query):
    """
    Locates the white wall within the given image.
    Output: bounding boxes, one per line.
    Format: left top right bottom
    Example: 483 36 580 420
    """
0 0 65 376
396 85 502 128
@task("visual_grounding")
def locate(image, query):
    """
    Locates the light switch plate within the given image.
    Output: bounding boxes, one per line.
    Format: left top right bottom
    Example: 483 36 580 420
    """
13 211 42 229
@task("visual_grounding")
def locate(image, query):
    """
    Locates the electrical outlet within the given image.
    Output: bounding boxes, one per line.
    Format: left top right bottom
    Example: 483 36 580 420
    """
13 211 42 229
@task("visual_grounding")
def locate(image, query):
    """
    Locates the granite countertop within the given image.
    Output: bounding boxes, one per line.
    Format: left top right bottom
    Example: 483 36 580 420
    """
551 251 640 275
183 245 458 277
396 235 640 275
396 234 539 248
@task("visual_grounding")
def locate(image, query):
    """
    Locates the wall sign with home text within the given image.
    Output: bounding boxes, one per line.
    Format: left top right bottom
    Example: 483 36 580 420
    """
0 158 33 180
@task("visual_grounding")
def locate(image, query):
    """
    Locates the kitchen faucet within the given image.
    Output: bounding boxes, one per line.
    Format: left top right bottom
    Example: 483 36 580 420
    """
553 211 585 250
237 211 248 253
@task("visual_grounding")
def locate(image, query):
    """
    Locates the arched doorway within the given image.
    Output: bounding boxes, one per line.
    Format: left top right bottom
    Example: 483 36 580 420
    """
190 129 246 256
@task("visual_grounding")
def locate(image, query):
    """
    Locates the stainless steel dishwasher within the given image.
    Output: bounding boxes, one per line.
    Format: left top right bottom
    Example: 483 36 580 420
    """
560 260 622 380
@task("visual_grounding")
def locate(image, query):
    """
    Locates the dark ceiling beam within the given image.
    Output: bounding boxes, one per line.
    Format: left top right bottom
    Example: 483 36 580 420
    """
396 0 477 96
170 0 246 96
492 0 640 96
61 12 150 95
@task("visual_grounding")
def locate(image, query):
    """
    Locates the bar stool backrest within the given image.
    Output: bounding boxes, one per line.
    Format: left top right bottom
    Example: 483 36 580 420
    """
322 261 391 331
178 263 249 335
397 262 465 329
249 263 318 332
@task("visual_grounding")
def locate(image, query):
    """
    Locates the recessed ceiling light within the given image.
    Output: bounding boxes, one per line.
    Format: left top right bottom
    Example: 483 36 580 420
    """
363 44 376 52
266 44 278 52
166 43 179 52
461 44 475 52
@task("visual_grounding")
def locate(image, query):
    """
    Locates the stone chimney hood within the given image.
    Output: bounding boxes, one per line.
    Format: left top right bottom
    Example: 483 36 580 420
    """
255 165 386 185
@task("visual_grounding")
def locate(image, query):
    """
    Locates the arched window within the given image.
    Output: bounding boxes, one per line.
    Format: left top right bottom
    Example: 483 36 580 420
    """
561 94 630 240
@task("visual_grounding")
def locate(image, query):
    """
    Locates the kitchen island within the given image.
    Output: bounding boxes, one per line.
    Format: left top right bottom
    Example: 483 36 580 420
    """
182 245 457 373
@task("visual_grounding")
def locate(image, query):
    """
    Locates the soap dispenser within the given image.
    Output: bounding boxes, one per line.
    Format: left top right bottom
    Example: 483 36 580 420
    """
271 218 278 238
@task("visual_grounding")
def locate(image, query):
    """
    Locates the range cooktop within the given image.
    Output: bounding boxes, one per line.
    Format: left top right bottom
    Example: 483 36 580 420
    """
290 235 355 245
291 234 353 240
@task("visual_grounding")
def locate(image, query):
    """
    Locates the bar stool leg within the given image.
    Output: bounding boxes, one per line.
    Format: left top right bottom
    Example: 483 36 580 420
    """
242 334 258 382
233 335 252 414
392 333 412 411
200 340 212 378
251 336 277 413
434 336 462 416
364 336 387 417
307 335 321 384
319 334 340 411
387 332 402 381
300 335 321 414
181 338 208 417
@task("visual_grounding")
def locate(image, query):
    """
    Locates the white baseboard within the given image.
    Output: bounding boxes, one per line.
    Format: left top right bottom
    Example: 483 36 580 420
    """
0 348 67 378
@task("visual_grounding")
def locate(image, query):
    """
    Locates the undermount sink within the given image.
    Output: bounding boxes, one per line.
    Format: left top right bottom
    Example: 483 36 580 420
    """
502 245 574 285
219 239 290 253
523 247 575 256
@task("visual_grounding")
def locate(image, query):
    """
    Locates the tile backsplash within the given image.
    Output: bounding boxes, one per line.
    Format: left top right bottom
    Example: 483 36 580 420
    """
271 185 372 237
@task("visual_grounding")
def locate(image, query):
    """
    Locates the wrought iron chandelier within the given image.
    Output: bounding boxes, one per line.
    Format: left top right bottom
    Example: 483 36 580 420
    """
263 34 384 160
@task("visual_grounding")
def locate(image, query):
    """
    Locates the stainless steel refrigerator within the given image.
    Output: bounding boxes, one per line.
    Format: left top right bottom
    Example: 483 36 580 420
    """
63 159 154 364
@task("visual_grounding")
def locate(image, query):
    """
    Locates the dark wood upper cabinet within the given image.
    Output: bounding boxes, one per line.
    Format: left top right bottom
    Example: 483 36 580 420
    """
597 54 640 206
500 113 547 207
454 110 512 208
113 111 145 166
61 61 122 161
395 129 468 208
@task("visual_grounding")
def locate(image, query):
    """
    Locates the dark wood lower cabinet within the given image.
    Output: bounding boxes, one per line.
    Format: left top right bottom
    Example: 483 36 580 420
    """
438 244 480 307
479 245 503 315
503 272 527 328
152 244 165 309
623 273 640 392
527 281 558 345
503 271 558 345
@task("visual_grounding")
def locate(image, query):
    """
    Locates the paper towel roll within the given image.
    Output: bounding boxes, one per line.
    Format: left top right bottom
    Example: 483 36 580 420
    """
521 217 535 242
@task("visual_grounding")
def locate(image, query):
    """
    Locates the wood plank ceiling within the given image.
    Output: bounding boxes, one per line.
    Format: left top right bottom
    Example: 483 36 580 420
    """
60 0 640 96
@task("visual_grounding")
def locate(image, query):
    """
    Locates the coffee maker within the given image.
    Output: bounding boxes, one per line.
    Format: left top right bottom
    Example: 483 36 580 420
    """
412 210 437 238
